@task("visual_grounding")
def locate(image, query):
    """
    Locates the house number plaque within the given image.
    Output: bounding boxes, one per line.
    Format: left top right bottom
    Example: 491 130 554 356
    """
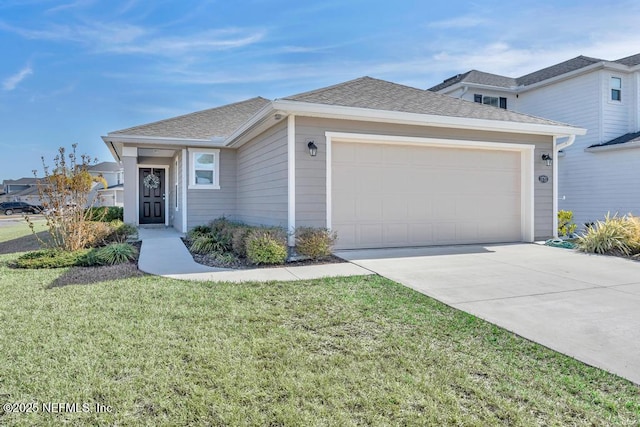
538 175 549 183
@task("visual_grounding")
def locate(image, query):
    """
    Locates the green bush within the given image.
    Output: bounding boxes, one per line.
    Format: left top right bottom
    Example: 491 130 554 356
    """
187 225 211 241
558 210 577 237
85 206 124 222
94 243 138 265
576 214 640 256
231 226 251 257
109 221 137 243
190 235 227 254
295 227 337 260
246 230 288 265
13 249 91 269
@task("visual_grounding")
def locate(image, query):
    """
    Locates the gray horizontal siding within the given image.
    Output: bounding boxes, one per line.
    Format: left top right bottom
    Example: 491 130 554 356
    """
187 148 237 229
235 121 288 227
295 116 554 238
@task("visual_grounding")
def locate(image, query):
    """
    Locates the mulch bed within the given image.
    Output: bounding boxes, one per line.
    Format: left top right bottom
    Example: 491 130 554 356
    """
182 238 346 269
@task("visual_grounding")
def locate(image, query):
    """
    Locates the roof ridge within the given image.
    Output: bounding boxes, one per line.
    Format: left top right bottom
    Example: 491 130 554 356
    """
110 96 270 136
282 76 377 100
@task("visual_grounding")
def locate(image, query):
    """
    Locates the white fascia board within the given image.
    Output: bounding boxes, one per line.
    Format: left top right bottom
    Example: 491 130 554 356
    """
585 141 640 152
101 136 122 163
272 99 585 137
442 82 516 93
105 134 223 147
223 103 277 147
516 63 612 93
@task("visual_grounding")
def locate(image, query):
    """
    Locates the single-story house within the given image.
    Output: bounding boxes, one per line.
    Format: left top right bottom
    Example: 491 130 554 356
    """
102 77 585 250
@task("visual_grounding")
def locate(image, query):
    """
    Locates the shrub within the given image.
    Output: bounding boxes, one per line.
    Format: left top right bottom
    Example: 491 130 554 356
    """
13 249 91 269
231 226 251 257
190 235 227 254
109 221 137 243
295 227 337 260
576 214 640 256
187 225 211 241
94 243 138 265
26 144 109 251
246 229 287 265
85 206 124 222
79 221 115 248
558 210 577 237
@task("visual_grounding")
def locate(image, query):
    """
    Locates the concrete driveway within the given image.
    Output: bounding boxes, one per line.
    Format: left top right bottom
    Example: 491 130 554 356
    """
336 243 640 384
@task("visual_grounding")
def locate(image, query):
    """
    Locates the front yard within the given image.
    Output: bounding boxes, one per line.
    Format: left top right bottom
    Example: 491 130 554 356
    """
0 221 639 426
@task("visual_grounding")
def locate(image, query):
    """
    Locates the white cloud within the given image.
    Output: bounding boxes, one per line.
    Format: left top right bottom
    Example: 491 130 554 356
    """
3 65 33 91
427 16 488 29
0 20 265 57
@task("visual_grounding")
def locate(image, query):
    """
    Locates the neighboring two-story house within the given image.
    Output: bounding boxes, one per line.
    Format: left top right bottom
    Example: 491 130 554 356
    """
430 53 640 229
88 161 124 207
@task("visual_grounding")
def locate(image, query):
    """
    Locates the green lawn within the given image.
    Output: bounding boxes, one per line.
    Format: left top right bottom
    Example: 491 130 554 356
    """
0 221 639 426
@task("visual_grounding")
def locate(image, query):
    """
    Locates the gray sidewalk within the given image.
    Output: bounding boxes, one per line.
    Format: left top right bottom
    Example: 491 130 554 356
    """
137 227 371 282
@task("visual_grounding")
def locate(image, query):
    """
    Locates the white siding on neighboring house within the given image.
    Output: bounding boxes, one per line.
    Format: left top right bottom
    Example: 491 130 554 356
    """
235 121 288 227
602 72 631 141
511 72 602 227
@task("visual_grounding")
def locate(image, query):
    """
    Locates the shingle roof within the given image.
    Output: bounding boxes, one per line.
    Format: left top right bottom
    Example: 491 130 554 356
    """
589 131 640 148
284 76 570 126
428 70 517 92
88 162 121 172
2 177 39 186
515 55 603 86
615 53 640 66
429 55 607 92
109 97 270 139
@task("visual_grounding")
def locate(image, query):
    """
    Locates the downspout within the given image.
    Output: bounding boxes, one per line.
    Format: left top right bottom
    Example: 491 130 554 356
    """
553 134 576 237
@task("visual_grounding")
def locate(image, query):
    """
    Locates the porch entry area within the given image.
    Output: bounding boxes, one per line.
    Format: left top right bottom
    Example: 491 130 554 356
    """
139 168 165 225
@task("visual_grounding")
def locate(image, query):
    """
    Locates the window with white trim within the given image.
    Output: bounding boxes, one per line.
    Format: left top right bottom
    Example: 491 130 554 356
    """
611 77 622 101
474 94 507 109
175 159 179 210
188 148 220 189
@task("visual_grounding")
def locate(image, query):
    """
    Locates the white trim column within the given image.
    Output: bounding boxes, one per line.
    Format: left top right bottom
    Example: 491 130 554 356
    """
287 115 296 247
181 148 188 233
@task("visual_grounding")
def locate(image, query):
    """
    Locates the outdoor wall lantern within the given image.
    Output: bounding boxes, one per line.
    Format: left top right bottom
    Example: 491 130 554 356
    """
541 153 552 166
308 141 318 157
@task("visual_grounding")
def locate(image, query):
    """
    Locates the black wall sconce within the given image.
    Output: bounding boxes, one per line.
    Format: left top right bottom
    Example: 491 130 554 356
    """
541 153 552 166
307 141 318 157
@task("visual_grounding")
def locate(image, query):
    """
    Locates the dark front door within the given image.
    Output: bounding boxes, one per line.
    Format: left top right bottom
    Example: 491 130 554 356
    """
139 168 165 224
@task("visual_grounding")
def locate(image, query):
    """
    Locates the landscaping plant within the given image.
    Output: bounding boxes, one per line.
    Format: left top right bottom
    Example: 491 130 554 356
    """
246 229 288 265
576 213 640 256
557 209 577 237
94 243 139 265
295 227 337 260
26 144 109 251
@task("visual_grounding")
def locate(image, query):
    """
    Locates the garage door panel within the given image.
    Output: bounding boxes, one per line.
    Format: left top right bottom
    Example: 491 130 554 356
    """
384 223 409 245
332 142 523 249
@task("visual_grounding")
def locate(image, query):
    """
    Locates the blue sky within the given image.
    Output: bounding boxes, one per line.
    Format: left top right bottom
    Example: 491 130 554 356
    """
1 0 639 179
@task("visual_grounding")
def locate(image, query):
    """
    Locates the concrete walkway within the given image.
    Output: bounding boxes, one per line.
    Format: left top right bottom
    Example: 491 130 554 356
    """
137 227 371 282
336 244 640 384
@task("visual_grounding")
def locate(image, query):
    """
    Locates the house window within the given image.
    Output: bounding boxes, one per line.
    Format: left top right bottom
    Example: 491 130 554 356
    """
611 77 622 101
473 94 507 109
188 148 220 189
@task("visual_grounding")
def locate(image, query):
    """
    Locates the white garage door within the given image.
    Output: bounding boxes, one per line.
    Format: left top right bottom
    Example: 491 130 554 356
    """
331 141 523 249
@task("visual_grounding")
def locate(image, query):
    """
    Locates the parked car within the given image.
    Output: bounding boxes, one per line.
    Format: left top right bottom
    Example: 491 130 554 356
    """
0 201 43 215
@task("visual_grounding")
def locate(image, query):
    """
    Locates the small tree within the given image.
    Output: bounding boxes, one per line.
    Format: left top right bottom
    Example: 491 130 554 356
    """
26 144 108 251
